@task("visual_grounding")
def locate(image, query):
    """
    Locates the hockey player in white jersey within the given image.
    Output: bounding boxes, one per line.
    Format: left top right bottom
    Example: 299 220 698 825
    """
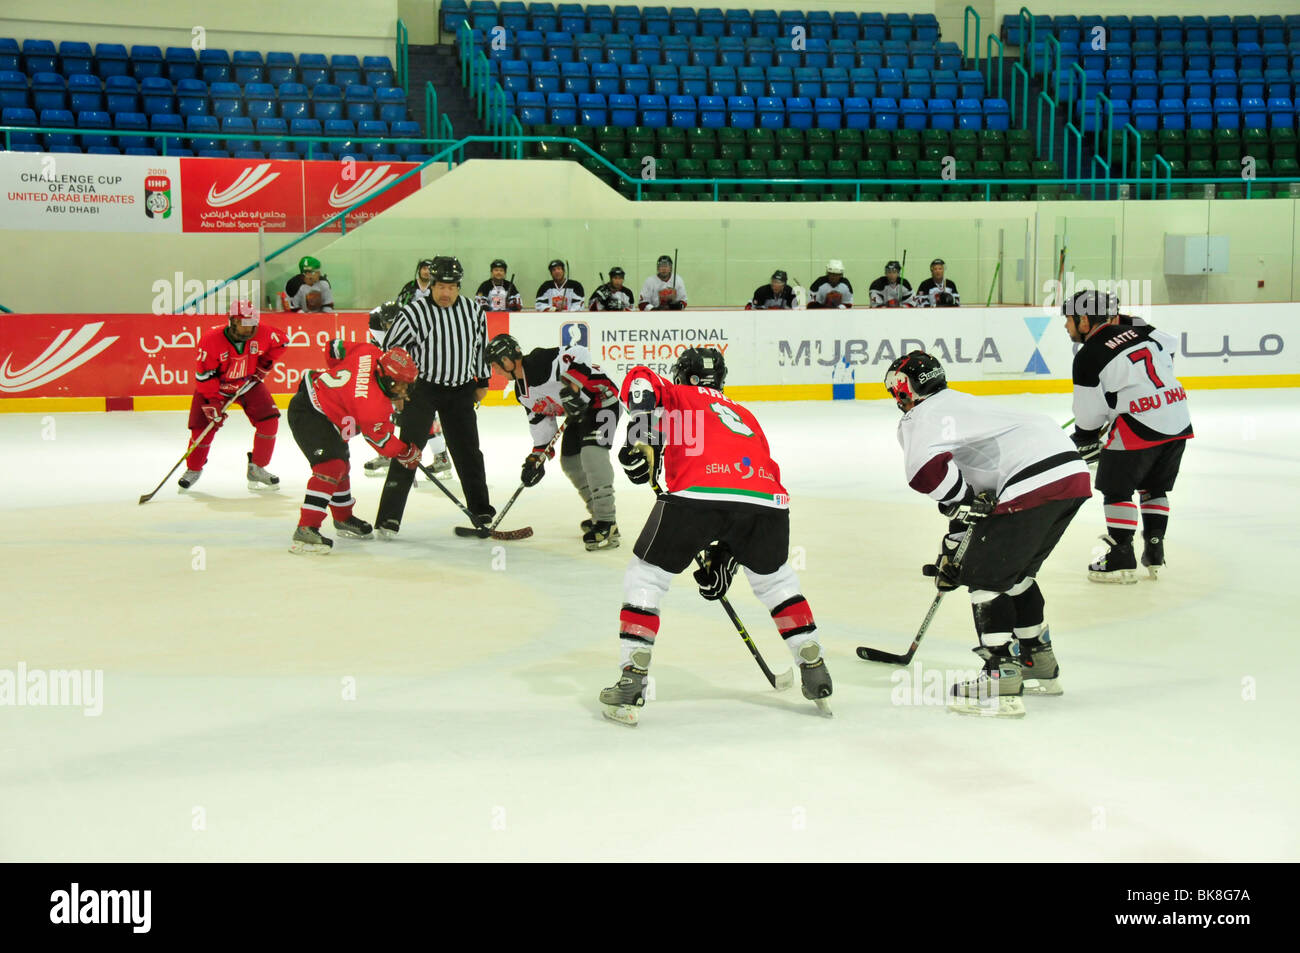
1065 289 1193 582
535 260 585 312
886 350 1091 716
638 255 687 311
485 333 622 550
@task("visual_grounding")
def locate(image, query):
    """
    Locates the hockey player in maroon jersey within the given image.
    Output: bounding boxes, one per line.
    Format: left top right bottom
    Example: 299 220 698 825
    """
285 341 422 554
886 350 1091 717
598 347 831 725
179 300 286 492
1065 290 1193 582
484 333 623 550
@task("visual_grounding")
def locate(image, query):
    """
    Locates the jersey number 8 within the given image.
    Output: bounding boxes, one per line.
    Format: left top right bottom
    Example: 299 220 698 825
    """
710 402 754 437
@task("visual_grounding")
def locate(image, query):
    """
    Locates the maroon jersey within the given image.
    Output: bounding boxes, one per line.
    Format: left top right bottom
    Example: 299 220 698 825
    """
305 341 410 457
621 366 788 509
194 323 288 401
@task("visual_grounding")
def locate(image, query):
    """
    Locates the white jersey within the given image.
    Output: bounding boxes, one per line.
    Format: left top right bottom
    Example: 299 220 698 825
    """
808 275 854 308
897 388 1091 513
639 273 687 310
1071 319 1193 450
513 345 620 450
289 278 334 312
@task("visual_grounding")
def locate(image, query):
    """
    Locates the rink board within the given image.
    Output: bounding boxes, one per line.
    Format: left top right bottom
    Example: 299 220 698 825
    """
1 304 1295 411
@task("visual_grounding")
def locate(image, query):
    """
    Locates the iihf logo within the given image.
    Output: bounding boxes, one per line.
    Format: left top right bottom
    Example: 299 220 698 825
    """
560 322 589 348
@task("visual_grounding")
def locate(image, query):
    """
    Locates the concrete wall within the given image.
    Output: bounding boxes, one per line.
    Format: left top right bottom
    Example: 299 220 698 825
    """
1 0 402 57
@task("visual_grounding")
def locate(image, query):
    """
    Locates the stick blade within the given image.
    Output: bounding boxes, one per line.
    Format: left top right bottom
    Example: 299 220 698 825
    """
856 645 912 665
453 525 491 538
772 667 795 691
490 526 533 540
137 494 152 505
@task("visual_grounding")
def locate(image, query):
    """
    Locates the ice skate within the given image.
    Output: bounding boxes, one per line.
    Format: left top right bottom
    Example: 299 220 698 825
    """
948 644 1026 718
600 648 651 726
1088 534 1137 584
363 455 388 477
246 453 281 491
333 516 374 539
1141 536 1165 580
798 642 833 716
376 519 400 540
580 518 595 537
289 525 333 555
583 520 620 551
430 449 453 474
1018 627 1063 696
177 469 202 490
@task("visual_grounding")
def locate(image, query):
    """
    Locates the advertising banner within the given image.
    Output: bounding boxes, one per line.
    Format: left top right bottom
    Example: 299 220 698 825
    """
0 152 182 232
303 160 423 231
179 157 306 233
0 313 371 403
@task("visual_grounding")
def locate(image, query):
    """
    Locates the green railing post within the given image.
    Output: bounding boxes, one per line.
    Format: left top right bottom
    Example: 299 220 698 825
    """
1067 61 1087 127
1121 123 1142 199
1018 7 1036 77
396 19 409 95
1064 122 1083 194
985 35 1004 99
1090 155 1110 200
1153 155 1172 200
1011 62 1030 128
460 21 472 86
1095 92 1114 171
963 5 981 71
1035 91 1055 161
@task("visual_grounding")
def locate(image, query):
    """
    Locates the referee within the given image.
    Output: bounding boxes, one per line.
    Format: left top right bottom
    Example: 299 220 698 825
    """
376 255 494 535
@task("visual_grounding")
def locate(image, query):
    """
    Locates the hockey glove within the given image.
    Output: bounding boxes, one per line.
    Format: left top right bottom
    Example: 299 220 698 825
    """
1071 428 1103 464
395 441 422 470
922 532 965 591
559 386 587 419
939 489 997 524
693 542 738 601
201 402 227 424
521 451 546 487
618 442 650 485
218 378 241 399
937 292 955 307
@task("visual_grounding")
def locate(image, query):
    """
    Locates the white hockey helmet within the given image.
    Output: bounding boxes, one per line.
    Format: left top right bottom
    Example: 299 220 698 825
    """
826 259 844 275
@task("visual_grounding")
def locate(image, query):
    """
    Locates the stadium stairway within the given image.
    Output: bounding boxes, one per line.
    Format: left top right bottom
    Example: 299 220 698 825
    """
410 42 495 159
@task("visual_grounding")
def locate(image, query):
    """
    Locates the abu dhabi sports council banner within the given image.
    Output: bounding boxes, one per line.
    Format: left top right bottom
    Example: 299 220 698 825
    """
0 153 425 234
0 305 1292 411
0 152 183 232
502 304 1298 399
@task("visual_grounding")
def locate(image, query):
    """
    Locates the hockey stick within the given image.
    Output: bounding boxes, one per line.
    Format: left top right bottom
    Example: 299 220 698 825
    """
138 387 246 504
419 461 533 541
635 443 795 692
856 526 975 665
452 419 569 539
985 261 1001 306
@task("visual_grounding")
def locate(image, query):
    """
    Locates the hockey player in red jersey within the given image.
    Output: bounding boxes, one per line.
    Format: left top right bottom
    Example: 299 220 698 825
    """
886 350 1091 717
599 347 831 725
484 332 623 550
179 300 286 492
1065 290 1193 582
285 341 422 554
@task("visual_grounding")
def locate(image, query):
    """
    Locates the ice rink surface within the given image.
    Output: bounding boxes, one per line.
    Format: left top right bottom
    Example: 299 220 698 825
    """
1 389 1297 862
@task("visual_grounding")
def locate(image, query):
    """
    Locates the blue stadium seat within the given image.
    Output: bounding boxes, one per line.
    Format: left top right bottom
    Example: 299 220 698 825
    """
0 70 27 110
794 67 822 99
221 116 256 152
807 11 833 42
872 97 899 129
547 91 576 123
1 106 39 145
149 112 183 151
329 54 362 88
255 116 290 153
363 55 394 87
955 98 982 129
928 98 955 129
164 47 198 82
828 38 856 69
531 3 559 33
531 60 560 94
299 53 329 87
804 38 830 69
376 86 405 123
579 91 606 124
1212 68 1238 100
560 60 590 94
591 62 620 96
822 67 849 100
718 37 746 68
756 95 783 128
614 5 642 37
131 45 165 80
517 90 546 124
290 117 323 154
1187 97 1213 129
31 72 66 112
245 83 278 120
323 118 357 155
75 110 112 148
699 94 725 126
357 119 388 157
278 83 310 120
833 12 859 42
689 37 718 68
699 8 725 39
643 6 670 37
66 74 102 112
88 145 121 155
186 114 221 151
1129 98 1158 130
767 66 793 98
638 92 667 126
266 52 297 85
175 79 209 119
343 85 375 121
843 96 870 129
587 5 614 34
621 63 649 96
904 68 930 100
608 92 636 125
1241 97 1266 128
209 81 242 118
59 41 94 76
668 93 696 126
199 49 231 84
931 69 957 100
958 70 984 99
1268 97 1294 128
855 40 883 70
503 59 530 94
500 2 528 32
95 44 129 78
861 13 887 43
733 66 760 98
140 76 175 115
735 10 762 39
728 94 755 128
669 8 697 38
311 83 343 121
231 50 264 85
662 35 690 67
983 98 1009 130
558 4 587 34
651 63 679 96
705 65 735 97
900 97 926 129
232 149 266 160
1213 97 1239 128
786 96 812 129
877 67 903 99
679 65 707 98
547 33 576 65
814 96 841 129
23 40 58 75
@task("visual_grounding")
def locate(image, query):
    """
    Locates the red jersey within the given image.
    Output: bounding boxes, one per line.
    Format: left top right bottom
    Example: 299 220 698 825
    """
305 341 410 457
194 323 288 400
620 366 788 509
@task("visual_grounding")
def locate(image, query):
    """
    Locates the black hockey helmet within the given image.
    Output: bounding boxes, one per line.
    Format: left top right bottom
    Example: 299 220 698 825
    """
369 300 402 331
490 258 508 271
548 258 565 272
885 260 901 274
673 347 726 390
657 254 673 267
609 266 625 278
484 332 523 368
416 258 435 278
771 269 788 283
430 255 464 284
1063 288 1118 323
884 350 946 411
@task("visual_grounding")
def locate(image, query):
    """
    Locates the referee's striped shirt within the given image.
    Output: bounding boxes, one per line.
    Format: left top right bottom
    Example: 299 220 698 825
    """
385 294 489 387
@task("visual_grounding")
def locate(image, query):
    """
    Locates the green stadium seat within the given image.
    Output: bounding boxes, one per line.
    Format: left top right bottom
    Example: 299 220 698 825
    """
893 128 921 161
776 127 805 161
1032 160 1061 197
797 158 828 193
767 158 796 194
737 158 767 194
1007 128 1032 161
705 157 737 194
974 159 1000 196
1157 129 1186 163
1269 128 1296 162
951 129 978 162
1212 128 1240 160
1186 129 1212 162
686 127 716 160
979 129 1006 161
806 128 834 161
916 159 943 197
834 129 863 161
717 126 745 159
532 123 564 157
747 127 776 160
855 159 885 195
865 128 892 161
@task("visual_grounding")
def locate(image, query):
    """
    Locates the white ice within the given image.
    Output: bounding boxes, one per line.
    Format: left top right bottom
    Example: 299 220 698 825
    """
1 390 1297 861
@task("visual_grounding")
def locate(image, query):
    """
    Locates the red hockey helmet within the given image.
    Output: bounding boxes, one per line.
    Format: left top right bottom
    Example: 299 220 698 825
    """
229 299 259 326
377 347 418 396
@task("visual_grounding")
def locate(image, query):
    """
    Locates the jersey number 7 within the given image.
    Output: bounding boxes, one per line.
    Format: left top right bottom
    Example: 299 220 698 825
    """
1127 348 1165 389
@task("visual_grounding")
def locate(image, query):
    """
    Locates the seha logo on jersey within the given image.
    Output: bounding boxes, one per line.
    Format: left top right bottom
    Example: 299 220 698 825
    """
143 174 171 219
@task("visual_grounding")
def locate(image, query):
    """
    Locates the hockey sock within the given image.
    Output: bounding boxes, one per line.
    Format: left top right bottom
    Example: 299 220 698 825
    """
329 474 355 522
1102 496 1138 543
251 416 278 467
1139 491 1169 542
560 451 593 511
1008 578 1046 641
970 589 1015 646
618 607 658 668
580 444 616 522
300 459 347 529
744 565 819 659
619 558 672 667
186 427 214 470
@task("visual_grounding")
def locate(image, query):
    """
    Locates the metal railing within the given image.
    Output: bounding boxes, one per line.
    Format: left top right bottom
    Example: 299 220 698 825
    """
1121 123 1143 199
1063 121 1083 193
1011 62 1031 129
1019 7 1036 76
0 302 13 314
963 5 982 71
1036 91 1055 161
396 19 409 95
986 35 1004 100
